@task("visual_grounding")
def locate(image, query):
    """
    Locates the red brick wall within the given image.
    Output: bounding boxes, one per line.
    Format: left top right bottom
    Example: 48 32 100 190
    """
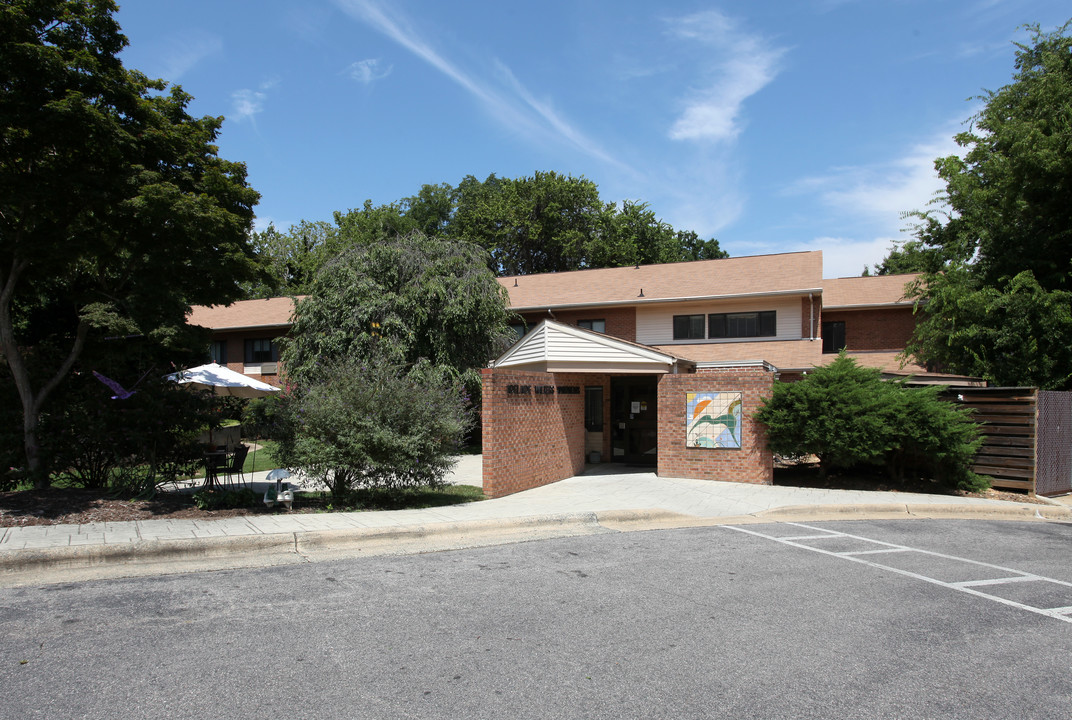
212 329 287 385
822 307 915 351
656 366 774 484
518 307 637 342
482 368 589 498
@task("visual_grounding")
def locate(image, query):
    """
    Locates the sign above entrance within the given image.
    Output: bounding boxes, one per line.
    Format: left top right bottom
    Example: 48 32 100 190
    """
506 384 581 396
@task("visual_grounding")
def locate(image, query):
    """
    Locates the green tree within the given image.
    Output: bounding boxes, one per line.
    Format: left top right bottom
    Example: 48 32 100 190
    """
897 22 1072 387
272 354 471 500
281 232 515 393
0 0 262 486
245 220 338 298
754 355 984 489
449 171 603 275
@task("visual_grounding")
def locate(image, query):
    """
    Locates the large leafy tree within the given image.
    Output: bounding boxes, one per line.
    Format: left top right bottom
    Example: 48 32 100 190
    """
896 22 1072 388
1 0 263 485
281 232 515 391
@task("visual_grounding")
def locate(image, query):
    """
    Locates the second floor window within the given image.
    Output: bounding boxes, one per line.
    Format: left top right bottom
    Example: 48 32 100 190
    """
709 311 777 339
244 338 279 363
673 314 706 340
822 321 846 353
578 319 605 333
210 341 227 365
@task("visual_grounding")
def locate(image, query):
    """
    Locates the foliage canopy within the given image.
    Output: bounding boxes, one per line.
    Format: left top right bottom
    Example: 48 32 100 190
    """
754 355 985 490
879 22 1072 388
0 0 263 485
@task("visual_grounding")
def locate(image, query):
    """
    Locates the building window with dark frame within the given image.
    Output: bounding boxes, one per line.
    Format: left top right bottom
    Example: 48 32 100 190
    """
822 320 846 353
244 338 279 364
673 314 706 340
210 340 227 365
577 319 605 333
585 386 604 432
708 310 776 339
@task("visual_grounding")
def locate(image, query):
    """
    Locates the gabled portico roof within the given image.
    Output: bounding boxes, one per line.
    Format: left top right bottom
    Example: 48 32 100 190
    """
491 320 690 374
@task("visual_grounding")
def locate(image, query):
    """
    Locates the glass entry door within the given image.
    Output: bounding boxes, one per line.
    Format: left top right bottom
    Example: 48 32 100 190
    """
611 377 658 465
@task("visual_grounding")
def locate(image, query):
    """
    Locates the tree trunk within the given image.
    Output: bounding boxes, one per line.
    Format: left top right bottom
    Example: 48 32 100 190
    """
2 256 90 488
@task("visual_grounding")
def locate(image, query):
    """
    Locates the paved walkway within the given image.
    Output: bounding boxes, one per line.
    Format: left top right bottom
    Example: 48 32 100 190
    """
2 458 1069 553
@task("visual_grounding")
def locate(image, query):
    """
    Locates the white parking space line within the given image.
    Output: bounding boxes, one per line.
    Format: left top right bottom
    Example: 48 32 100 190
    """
726 522 1072 625
955 576 1043 588
840 548 913 556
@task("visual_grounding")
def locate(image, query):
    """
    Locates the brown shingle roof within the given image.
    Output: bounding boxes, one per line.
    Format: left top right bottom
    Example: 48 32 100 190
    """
822 274 919 308
500 251 823 310
187 297 301 330
653 339 823 371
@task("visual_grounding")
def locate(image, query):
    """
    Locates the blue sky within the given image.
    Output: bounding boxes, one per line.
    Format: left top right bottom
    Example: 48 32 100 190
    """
115 0 1070 278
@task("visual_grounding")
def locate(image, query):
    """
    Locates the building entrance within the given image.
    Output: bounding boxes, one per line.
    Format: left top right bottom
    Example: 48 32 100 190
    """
611 376 659 465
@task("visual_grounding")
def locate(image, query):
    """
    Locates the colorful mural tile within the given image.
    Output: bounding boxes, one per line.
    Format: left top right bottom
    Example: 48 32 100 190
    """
686 392 742 449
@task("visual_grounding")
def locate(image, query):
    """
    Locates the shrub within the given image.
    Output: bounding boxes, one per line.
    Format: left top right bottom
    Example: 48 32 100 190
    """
755 354 985 490
272 352 472 500
192 487 258 510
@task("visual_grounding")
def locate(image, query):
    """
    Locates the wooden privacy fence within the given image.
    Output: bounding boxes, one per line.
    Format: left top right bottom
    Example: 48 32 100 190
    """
944 387 1072 496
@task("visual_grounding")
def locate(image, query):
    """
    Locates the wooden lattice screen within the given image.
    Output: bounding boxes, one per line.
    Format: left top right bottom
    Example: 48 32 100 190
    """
945 387 1072 496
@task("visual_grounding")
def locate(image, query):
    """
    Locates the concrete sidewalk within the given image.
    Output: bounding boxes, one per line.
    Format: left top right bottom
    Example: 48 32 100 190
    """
2 458 1070 586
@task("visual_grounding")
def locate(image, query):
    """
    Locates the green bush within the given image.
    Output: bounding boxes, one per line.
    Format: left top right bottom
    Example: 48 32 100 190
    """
272 352 472 501
192 487 258 510
755 354 985 490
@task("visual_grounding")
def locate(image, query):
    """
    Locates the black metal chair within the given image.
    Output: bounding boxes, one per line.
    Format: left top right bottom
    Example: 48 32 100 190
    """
222 444 250 488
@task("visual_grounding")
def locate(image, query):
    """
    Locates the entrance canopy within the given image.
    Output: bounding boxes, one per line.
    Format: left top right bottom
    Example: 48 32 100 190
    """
491 320 690 374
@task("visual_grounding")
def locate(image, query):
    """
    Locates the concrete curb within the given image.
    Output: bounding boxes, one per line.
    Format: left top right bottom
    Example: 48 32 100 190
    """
2 503 1068 587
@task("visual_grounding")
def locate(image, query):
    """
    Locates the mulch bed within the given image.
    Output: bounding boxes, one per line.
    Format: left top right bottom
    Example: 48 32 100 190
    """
773 465 1050 506
0 488 281 528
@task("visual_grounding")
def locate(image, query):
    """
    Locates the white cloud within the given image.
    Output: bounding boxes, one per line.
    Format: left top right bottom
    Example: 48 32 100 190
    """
231 79 279 124
665 11 787 143
155 31 222 82
347 58 392 84
332 0 628 170
770 122 972 276
785 123 967 232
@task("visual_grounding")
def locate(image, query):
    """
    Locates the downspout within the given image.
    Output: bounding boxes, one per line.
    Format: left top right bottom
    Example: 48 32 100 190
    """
809 293 815 340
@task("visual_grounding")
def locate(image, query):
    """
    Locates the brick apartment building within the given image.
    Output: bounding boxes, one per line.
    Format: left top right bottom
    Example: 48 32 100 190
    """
189 250 973 497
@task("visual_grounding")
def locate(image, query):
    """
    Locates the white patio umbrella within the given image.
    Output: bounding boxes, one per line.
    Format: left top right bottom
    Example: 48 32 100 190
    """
165 363 281 398
167 363 281 478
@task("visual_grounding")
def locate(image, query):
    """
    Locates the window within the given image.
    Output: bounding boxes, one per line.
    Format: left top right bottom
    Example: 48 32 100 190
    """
822 321 846 353
673 314 706 340
577 319 605 333
210 341 227 365
510 323 527 341
708 311 776 339
585 386 604 431
244 338 279 364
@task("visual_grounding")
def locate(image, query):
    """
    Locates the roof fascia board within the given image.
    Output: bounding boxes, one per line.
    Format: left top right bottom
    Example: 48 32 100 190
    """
197 323 293 332
511 287 825 313
824 302 913 311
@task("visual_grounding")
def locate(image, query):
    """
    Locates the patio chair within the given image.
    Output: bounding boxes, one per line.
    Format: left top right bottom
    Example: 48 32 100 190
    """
222 444 250 488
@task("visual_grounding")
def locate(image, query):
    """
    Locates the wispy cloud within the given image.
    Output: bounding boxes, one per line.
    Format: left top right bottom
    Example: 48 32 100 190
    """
332 0 627 169
347 58 392 84
772 123 969 276
231 78 280 124
665 11 787 143
155 31 222 82
790 129 963 222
